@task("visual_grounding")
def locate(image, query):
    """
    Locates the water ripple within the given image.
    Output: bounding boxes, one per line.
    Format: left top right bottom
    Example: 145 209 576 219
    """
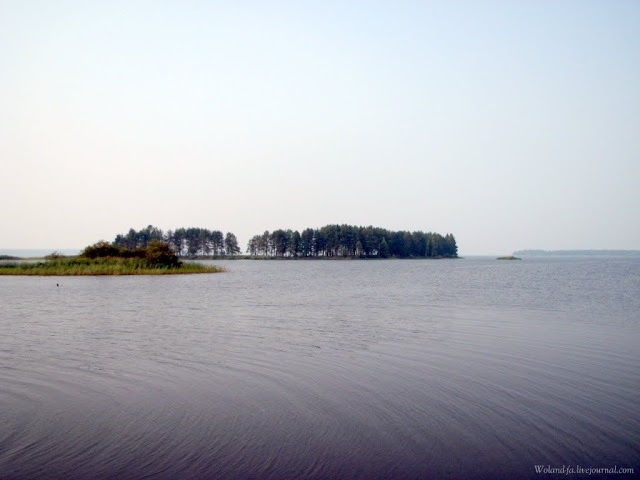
1 258 638 479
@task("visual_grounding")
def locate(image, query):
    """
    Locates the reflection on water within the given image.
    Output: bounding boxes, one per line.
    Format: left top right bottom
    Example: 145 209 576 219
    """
1 257 639 479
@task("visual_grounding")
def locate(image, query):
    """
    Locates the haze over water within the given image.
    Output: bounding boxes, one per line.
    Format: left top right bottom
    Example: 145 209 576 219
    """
1 256 638 479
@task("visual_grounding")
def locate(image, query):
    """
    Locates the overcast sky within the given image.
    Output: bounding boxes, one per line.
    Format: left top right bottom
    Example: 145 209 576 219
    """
1 1 638 255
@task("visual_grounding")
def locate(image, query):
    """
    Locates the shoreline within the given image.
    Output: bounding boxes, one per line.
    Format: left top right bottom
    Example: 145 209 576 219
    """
185 255 460 261
0 257 223 276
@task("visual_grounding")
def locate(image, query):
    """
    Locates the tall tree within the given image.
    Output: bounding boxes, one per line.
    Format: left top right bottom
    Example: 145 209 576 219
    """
313 229 326 256
289 230 301 257
260 230 271 256
247 235 259 256
271 229 289 256
210 230 224 255
300 228 314 257
379 237 390 258
224 232 241 256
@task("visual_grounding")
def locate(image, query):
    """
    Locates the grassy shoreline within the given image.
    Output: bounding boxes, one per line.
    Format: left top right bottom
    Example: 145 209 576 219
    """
0 256 223 276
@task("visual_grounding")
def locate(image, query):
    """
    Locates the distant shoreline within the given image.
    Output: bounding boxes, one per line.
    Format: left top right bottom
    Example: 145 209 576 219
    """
513 250 640 256
0 249 81 259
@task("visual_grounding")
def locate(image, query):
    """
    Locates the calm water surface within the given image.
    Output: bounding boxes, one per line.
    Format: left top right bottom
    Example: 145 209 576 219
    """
1 257 639 479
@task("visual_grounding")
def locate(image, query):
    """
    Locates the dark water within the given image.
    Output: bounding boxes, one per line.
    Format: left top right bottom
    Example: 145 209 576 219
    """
1 257 638 479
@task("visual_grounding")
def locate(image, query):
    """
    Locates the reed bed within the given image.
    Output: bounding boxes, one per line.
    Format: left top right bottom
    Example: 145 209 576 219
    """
0 257 223 275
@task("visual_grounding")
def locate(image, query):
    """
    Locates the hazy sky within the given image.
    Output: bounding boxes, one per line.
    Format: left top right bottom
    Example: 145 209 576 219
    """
1 1 638 254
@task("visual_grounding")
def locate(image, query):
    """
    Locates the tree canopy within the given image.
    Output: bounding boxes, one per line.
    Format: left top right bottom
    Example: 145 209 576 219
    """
113 225 238 257
246 225 457 258
110 224 458 259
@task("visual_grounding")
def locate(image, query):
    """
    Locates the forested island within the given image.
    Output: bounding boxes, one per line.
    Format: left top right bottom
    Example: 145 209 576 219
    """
112 224 458 259
246 225 457 258
0 240 222 276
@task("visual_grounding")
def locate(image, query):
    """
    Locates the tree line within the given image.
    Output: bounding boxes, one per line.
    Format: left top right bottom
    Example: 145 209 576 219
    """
113 225 240 257
247 225 457 258
111 224 458 259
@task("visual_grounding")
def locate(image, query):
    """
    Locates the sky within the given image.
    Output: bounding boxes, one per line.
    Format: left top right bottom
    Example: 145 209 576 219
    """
1 1 639 255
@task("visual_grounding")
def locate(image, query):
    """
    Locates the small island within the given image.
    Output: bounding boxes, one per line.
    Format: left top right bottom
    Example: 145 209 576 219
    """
0 240 222 276
497 255 521 260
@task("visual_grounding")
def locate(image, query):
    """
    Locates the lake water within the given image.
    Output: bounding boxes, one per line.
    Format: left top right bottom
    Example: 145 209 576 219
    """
1 257 638 479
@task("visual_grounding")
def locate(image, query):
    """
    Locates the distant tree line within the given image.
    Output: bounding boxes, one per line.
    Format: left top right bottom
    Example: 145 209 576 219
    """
246 225 457 258
113 225 240 257
109 224 458 259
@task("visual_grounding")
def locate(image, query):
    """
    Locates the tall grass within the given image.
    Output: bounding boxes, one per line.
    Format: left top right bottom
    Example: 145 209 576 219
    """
0 257 223 276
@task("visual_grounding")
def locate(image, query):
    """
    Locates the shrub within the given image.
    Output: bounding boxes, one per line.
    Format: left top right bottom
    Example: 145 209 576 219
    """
81 241 122 259
45 251 67 260
144 240 180 268
79 240 180 269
